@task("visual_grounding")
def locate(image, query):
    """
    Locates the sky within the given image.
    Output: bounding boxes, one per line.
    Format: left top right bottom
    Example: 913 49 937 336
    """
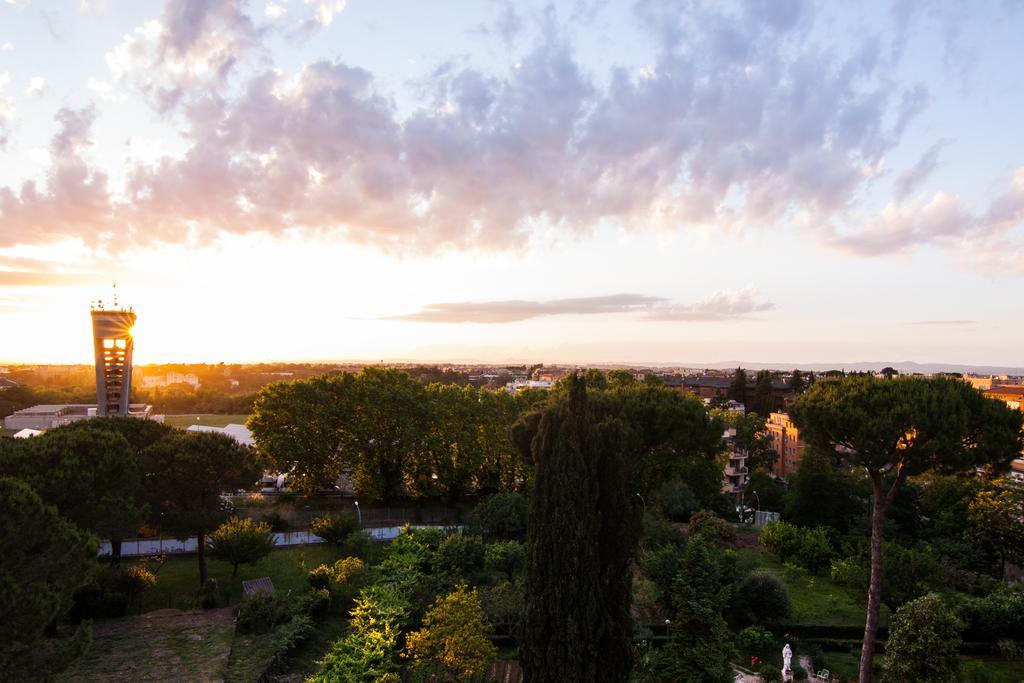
0 0 1023 367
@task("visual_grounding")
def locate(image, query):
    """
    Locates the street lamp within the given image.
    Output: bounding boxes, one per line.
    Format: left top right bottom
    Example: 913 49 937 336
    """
353 500 362 528
636 492 646 512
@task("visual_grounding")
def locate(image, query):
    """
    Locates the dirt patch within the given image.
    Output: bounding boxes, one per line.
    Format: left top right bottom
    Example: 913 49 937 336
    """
59 608 236 682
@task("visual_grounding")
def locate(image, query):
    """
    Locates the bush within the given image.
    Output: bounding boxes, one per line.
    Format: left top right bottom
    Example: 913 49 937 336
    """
760 520 802 561
433 533 485 580
198 578 223 609
237 592 290 634
657 479 698 522
796 527 833 575
484 540 525 580
293 588 331 618
641 512 686 548
311 511 360 545
307 557 367 606
883 593 961 683
467 492 528 540
639 543 686 605
207 517 276 576
793 665 808 681
265 614 315 672
70 565 157 620
830 556 868 589
957 585 1024 640
736 625 776 660
732 571 791 626
260 511 290 532
688 509 736 544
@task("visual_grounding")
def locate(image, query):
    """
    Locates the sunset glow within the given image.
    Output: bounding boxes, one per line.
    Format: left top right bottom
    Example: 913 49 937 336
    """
1 1 1023 367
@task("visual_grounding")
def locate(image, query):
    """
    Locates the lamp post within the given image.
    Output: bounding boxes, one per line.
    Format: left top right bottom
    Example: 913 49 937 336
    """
353 500 362 528
636 492 646 512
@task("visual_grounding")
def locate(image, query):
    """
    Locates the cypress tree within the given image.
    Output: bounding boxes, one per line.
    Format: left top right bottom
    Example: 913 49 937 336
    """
520 375 639 683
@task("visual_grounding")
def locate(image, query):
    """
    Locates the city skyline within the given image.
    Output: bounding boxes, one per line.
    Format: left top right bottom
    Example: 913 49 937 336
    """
2 1 1023 365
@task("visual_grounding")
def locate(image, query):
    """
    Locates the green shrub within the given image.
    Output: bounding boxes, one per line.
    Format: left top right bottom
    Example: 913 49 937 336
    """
307 564 333 591
237 592 290 634
688 509 736 544
433 533 485 580
657 479 698 522
883 593 961 683
641 512 686 548
736 625 775 660
310 511 359 545
796 527 833 575
957 585 1024 640
732 571 791 626
467 492 528 540
266 614 315 672
830 556 868 588
639 543 686 605
484 540 525 580
198 578 223 609
260 511 290 532
293 588 331 618
760 520 802 560
793 665 808 681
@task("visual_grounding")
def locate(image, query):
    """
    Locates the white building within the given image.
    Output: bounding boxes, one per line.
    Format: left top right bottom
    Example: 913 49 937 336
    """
185 422 253 446
3 403 156 431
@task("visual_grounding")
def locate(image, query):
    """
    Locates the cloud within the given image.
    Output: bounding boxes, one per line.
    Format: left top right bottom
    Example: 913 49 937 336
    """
893 140 947 200
0 106 114 246
387 287 773 324
4 0 1021 266
828 167 1024 262
827 190 974 255
0 269 94 286
106 0 260 111
304 0 344 27
0 71 13 148
908 320 976 326
25 76 46 97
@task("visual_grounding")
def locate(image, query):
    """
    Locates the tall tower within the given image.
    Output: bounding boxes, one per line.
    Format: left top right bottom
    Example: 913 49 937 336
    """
91 297 136 417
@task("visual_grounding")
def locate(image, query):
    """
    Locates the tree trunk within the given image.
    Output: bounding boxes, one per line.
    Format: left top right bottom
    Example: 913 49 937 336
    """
197 530 208 586
111 538 122 567
860 479 887 683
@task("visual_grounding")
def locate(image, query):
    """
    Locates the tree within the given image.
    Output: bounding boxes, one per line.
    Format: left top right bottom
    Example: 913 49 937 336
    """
729 411 777 471
880 367 899 379
882 594 960 683
0 427 145 565
746 468 785 512
731 571 791 627
792 375 1022 683
519 375 640 683
785 447 866 533
484 540 525 581
728 367 748 404
639 535 736 683
312 585 408 683
433 533 486 581
790 369 806 395
468 492 529 540
141 431 262 585
967 478 1024 578
0 477 96 679
207 517 276 575
311 510 360 545
405 584 497 682
753 370 775 416
249 374 353 493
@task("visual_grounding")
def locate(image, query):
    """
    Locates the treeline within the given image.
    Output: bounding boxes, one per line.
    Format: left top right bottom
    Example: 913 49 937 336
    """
249 367 731 507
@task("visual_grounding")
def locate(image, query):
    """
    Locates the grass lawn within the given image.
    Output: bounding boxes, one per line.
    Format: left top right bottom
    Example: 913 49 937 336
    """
58 608 236 682
734 548 889 627
963 656 1024 681
139 545 342 611
163 414 252 429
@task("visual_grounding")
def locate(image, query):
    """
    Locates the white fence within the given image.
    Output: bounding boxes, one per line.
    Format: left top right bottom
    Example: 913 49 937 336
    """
97 524 462 557
753 510 781 527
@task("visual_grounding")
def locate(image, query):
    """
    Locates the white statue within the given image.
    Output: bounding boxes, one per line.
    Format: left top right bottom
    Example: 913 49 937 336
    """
782 643 793 672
